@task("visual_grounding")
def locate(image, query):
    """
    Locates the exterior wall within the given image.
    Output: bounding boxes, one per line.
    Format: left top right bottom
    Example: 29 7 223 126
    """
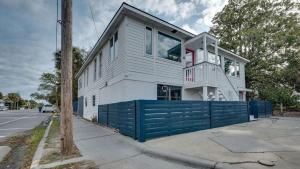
124 17 184 87
78 18 127 120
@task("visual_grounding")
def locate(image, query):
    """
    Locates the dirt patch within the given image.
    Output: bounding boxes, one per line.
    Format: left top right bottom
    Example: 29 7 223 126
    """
273 110 300 117
0 123 47 169
49 160 98 169
40 117 81 165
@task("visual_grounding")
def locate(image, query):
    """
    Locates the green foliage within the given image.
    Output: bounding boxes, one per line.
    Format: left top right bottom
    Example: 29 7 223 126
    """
0 92 3 99
32 47 85 107
210 0 300 107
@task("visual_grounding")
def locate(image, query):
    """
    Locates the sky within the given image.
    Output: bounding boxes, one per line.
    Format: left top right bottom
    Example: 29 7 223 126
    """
0 0 228 99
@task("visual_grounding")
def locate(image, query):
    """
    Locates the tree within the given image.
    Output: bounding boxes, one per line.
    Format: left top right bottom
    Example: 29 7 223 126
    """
54 47 84 102
32 47 84 108
0 92 3 99
7 93 21 110
210 0 300 107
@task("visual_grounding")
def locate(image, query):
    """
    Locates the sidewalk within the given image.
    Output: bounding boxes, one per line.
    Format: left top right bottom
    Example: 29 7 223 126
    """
73 117 202 169
145 117 300 169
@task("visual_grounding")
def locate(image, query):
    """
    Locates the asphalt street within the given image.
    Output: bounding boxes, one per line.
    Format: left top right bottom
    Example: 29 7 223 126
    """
0 109 50 140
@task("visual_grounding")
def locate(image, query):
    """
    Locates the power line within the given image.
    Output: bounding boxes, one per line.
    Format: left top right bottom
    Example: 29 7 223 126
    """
88 0 99 36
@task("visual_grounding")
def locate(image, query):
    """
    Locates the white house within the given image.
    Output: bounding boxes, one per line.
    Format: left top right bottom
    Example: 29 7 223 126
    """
76 3 250 120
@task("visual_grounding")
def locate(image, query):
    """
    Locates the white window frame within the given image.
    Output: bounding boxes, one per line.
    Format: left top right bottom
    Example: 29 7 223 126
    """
93 58 97 81
145 26 153 56
98 52 102 78
109 30 119 63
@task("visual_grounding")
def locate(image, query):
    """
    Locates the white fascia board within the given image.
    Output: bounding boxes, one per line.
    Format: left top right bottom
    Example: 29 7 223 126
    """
218 47 250 63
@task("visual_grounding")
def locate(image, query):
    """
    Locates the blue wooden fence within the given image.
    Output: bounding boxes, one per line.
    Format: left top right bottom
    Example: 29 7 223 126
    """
249 101 272 118
98 100 251 142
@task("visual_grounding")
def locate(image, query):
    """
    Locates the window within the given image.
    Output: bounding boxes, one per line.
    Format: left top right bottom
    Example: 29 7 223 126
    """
158 32 181 62
224 58 235 76
92 95 96 106
236 61 240 77
85 97 87 107
98 52 102 78
86 67 89 86
78 78 82 89
110 38 114 62
146 27 152 55
114 31 118 58
93 58 97 81
157 84 182 100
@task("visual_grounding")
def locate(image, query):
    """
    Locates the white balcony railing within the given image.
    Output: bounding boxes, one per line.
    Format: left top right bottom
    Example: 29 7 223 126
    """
183 62 239 100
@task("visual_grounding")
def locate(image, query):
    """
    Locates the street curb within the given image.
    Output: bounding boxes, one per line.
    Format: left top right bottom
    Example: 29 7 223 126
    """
30 119 53 169
134 143 241 169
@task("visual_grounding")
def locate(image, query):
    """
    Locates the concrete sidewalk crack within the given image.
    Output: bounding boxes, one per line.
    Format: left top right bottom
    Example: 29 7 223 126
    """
75 133 116 142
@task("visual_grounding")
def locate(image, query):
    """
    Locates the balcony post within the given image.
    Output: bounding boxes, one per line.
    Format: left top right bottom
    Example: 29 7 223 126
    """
203 35 208 62
221 56 224 70
203 86 208 101
215 41 218 64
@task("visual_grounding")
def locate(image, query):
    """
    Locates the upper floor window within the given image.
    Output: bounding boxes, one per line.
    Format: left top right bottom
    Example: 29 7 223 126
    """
236 61 240 77
86 67 89 86
110 38 114 62
145 27 152 55
85 97 87 107
78 78 82 89
114 31 118 58
93 58 97 81
158 32 181 62
110 31 118 63
98 52 102 78
224 58 235 76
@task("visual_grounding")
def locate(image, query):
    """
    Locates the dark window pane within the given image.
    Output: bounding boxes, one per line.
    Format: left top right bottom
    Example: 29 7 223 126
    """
146 27 152 55
157 84 182 100
92 95 96 106
236 62 240 77
114 31 118 42
158 32 181 62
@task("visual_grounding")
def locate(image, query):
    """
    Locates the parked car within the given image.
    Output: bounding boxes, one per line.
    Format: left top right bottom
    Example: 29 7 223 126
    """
0 106 8 111
41 104 55 113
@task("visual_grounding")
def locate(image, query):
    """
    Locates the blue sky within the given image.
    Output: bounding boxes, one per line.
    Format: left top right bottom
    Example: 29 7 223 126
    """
0 0 227 99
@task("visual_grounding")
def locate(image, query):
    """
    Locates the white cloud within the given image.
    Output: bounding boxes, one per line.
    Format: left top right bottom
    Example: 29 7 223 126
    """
197 0 228 27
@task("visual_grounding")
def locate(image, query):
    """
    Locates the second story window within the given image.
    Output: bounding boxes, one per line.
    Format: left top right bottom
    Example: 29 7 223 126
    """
114 31 118 58
78 78 82 89
93 58 97 81
146 27 152 55
224 57 235 76
110 31 118 63
158 32 181 62
110 38 114 62
98 52 102 78
236 61 240 77
86 67 89 86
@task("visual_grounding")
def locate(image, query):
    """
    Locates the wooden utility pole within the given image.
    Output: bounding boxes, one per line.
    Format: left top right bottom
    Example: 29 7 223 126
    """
60 0 74 155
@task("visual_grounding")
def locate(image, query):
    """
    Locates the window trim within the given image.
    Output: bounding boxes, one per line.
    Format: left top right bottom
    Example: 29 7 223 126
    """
145 26 153 56
98 52 102 78
93 58 97 81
